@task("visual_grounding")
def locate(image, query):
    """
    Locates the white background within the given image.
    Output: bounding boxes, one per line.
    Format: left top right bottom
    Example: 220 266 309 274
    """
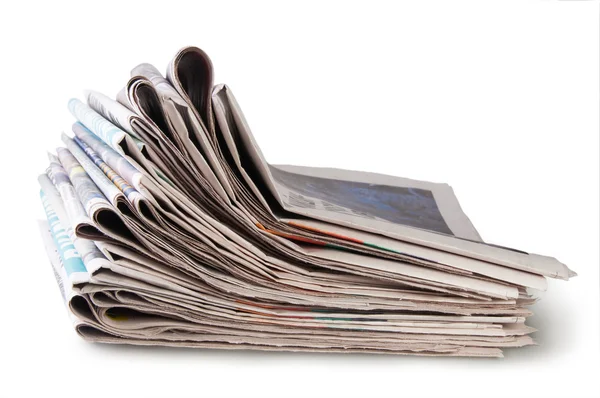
0 1 598 397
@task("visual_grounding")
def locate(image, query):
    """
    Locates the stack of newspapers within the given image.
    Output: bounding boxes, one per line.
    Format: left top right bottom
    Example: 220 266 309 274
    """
38 46 575 357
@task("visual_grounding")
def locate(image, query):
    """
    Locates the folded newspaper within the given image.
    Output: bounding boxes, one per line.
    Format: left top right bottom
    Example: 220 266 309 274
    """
38 46 576 357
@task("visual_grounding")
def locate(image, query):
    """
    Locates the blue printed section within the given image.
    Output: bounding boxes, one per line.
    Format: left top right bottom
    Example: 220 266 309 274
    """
68 98 145 152
40 190 87 276
68 98 121 149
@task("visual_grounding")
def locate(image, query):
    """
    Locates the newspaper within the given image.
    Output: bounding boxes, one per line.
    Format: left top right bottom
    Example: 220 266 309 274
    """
35 45 575 357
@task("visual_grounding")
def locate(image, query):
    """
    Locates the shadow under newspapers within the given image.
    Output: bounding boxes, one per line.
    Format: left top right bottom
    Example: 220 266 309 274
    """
38 46 576 358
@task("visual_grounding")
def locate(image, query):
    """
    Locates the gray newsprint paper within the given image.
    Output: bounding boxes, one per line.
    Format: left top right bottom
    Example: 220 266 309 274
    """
35 45 574 357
